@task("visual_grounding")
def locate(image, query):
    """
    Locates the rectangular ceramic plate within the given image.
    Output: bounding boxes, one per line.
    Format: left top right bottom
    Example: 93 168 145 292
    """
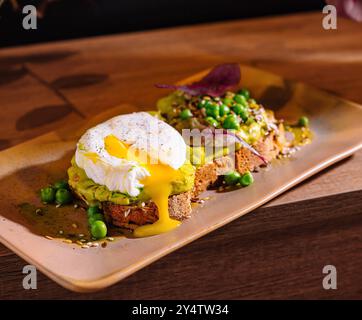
1 65 362 292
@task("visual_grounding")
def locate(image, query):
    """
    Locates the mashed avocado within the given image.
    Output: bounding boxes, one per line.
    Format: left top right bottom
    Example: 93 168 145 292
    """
68 157 195 206
156 91 271 145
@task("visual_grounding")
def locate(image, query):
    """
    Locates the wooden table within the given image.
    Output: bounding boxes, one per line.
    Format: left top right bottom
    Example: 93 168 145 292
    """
1 12 362 299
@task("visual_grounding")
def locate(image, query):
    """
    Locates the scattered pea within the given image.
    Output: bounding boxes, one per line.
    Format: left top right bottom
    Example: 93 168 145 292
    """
180 108 193 120
55 188 72 205
219 104 230 117
222 97 234 106
88 213 104 225
298 116 309 127
204 100 214 109
240 171 254 187
91 220 108 239
232 104 249 122
87 205 100 217
93 213 104 221
238 88 250 100
205 104 220 119
234 94 247 106
222 114 240 130
40 187 55 203
224 171 241 186
197 101 205 109
53 180 69 190
205 116 219 127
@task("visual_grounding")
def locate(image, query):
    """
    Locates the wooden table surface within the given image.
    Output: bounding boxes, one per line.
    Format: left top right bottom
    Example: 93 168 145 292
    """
1 12 362 299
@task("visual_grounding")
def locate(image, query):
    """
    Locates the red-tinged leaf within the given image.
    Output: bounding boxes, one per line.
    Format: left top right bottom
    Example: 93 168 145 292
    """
156 63 241 97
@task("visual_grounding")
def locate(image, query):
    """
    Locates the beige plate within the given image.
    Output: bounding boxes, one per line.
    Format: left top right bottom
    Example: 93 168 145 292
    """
1 65 362 292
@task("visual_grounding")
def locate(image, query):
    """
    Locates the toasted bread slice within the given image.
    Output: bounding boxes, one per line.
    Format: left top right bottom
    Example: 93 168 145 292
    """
102 131 281 229
75 140 278 231
192 131 280 197
103 192 192 229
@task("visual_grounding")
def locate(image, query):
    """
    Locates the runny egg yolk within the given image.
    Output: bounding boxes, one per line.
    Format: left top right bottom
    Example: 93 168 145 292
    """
104 135 181 237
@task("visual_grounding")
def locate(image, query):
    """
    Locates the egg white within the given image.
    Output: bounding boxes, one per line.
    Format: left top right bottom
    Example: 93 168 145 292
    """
75 112 186 197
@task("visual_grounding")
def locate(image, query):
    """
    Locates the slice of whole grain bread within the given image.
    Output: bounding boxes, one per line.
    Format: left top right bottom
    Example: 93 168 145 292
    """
103 132 280 229
103 192 192 229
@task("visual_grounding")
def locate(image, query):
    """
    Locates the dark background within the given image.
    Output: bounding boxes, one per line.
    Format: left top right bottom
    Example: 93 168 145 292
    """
0 0 325 48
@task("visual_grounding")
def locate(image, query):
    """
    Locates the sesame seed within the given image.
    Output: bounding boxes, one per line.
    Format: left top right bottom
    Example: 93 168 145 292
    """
78 234 84 237
124 209 131 217
106 237 114 242
63 239 72 244
35 209 42 215
141 202 145 207
81 245 90 249
45 235 53 240
90 242 99 248
72 223 78 229
74 204 79 208
58 230 64 235
56 204 61 208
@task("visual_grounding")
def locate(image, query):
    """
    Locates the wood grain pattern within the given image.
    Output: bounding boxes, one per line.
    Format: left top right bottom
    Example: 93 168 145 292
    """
1 190 362 299
0 12 362 298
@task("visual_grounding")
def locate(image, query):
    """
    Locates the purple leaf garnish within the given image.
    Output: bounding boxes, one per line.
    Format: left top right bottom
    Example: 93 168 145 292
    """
156 63 241 97
326 0 362 22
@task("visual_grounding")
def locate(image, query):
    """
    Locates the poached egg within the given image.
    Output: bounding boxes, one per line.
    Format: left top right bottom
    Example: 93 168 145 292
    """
75 112 187 237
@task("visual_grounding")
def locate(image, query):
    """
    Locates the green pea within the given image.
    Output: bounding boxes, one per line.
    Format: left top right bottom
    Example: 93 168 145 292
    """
87 205 100 217
298 116 309 127
180 109 193 120
197 101 205 109
88 216 96 225
93 213 104 221
205 104 220 119
204 100 214 108
91 220 107 239
40 187 55 203
238 88 250 100
55 188 72 205
53 180 69 190
205 116 219 127
232 104 249 122
219 104 230 117
240 171 254 187
234 94 247 106
88 213 104 225
222 97 234 106
224 171 241 186
222 115 240 130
